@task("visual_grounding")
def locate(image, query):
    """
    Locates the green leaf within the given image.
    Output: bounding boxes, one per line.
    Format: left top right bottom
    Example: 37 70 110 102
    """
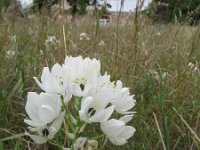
0 140 3 150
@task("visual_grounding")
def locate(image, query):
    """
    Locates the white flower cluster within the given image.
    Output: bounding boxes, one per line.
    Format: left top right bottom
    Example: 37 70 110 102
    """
24 56 136 149
79 33 90 41
45 36 59 46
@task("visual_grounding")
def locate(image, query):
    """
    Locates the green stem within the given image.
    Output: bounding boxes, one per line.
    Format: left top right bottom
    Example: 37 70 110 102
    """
100 136 108 150
61 96 75 133
48 140 63 149
91 134 105 140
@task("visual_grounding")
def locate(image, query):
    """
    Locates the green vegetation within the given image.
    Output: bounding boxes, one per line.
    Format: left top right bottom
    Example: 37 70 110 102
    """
0 0 14 12
147 0 200 25
0 9 200 150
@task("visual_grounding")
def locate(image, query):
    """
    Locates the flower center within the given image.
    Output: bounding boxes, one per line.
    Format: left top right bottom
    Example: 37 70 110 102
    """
42 128 49 137
87 108 96 117
55 76 63 85
74 77 87 91
80 84 85 91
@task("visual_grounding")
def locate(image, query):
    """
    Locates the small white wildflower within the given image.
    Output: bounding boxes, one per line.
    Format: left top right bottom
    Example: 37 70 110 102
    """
156 32 161 36
6 50 15 59
99 40 106 47
45 36 59 45
79 33 90 41
188 62 194 68
161 72 171 79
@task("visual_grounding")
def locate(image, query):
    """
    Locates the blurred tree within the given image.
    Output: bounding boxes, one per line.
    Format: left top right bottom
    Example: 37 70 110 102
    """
32 0 111 16
32 0 92 15
32 0 60 13
0 0 15 12
67 0 90 16
146 0 200 25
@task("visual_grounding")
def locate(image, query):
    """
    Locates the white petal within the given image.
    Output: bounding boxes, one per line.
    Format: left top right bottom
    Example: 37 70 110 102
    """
51 63 63 77
48 126 56 139
94 90 110 109
79 110 90 123
43 77 61 93
41 67 51 83
24 119 45 127
25 92 42 121
71 83 84 97
89 109 106 122
100 119 124 137
33 77 45 91
51 112 65 133
40 93 62 117
109 137 127 145
115 99 135 113
119 126 136 139
119 115 133 123
101 105 115 122
25 131 47 144
81 97 94 111
39 105 56 124
63 91 72 103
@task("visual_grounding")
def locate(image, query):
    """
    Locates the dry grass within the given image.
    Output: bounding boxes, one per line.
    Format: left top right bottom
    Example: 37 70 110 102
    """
0 12 200 149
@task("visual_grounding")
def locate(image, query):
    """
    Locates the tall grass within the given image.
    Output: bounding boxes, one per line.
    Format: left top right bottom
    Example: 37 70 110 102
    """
0 10 200 149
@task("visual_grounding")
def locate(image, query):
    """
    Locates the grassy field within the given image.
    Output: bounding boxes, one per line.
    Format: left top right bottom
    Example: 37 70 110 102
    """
0 12 200 150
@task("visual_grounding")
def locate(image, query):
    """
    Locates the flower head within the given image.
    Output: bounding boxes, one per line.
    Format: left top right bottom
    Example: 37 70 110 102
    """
73 137 98 150
111 89 135 114
24 92 62 126
79 33 90 41
45 36 59 44
25 112 65 144
79 95 115 123
64 56 100 97
100 115 135 145
33 63 71 102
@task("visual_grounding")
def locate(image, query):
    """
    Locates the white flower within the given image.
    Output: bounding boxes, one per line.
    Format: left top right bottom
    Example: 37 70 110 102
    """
33 63 71 102
79 33 90 41
156 32 161 36
63 56 100 97
24 92 62 127
25 112 65 144
45 36 59 44
110 81 136 114
100 115 135 145
111 88 135 114
110 80 124 99
161 72 170 79
99 40 106 47
73 137 98 150
79 94 115 123
89 73 113 96
6 50 15 59
188 62 194 68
